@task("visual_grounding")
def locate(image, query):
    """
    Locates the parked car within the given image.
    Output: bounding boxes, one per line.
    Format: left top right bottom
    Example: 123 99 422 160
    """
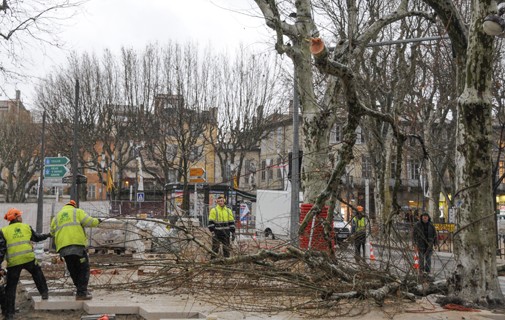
333 214 351 242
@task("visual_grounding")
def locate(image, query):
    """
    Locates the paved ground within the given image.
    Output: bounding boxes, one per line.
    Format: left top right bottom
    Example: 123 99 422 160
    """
11 242 505 320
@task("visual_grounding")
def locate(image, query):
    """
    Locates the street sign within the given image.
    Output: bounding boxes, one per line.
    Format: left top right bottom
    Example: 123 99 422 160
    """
44 166 69 178
189 167 205 177
137 192 145 202
62 174 87 184
44 156 70 166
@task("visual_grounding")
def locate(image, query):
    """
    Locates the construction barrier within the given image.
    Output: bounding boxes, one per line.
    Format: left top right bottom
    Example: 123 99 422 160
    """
299 203 334 252
369 241 376 261
413 250 420 270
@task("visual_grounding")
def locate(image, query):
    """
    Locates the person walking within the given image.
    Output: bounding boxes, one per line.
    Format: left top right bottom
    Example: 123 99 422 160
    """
413 212 438 276
351 206 367 260
0 208 50 320
50 200 102 300
208 195 235 259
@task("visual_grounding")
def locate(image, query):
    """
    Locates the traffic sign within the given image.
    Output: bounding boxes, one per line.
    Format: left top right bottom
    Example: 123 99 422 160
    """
189 167 205 177
137 192 145 202
44 166 69 178
62 174 88 184
44 156 70 166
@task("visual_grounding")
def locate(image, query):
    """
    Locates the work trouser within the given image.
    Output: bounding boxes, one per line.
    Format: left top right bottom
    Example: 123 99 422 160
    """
418 246 433 274
0 284 5 315
211 229 231 259
354 232 366 258
64 252 90 296
5 260 48 317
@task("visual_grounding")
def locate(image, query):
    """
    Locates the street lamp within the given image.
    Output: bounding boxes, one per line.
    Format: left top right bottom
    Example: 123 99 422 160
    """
130 141 145 210
482 4 505 257
483 4 505 37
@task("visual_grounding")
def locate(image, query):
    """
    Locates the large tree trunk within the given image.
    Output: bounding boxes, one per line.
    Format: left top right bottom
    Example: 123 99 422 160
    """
448 0 504 305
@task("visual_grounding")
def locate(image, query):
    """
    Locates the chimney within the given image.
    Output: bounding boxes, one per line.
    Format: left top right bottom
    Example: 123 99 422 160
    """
15 90 20 101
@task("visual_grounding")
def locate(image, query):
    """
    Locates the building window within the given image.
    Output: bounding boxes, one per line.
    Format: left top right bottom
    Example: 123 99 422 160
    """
391 159 398 179
355 126 365 144
167 144 177 159
362 156 372 179
276 157 282 178
189 145 203 161
87 185 96 200
261 160 266 181
168 169 178 183
407 159 420 180
267 159 273 180
330 124 342 144
276 127 284 149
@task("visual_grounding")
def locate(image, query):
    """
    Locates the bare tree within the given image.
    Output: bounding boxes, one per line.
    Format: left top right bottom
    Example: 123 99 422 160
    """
0 111 40 201
0 0 83 94
205 48 288 187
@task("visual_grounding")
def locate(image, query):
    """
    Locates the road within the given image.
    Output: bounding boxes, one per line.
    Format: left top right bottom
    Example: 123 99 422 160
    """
368 244 505 291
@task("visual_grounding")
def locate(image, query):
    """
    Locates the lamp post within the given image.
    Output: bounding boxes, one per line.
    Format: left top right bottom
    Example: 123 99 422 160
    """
482 3 505 256
130 141 145 210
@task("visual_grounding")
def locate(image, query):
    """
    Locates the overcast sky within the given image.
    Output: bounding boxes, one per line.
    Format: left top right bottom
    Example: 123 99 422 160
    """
4 0 273 108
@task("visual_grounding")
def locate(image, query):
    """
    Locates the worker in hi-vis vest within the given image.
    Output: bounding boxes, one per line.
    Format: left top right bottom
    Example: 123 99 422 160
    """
351 206 367 259
0 208 51 320
51 200 102 300
208 195 235 259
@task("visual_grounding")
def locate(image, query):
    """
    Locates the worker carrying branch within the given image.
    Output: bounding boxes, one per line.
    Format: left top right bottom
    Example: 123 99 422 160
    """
0 208 51 320
50 200 103 300
208 195 235 259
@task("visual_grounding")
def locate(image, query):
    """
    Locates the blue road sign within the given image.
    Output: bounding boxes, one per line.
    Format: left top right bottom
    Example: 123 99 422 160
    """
44 156 70 166
137 192 145 202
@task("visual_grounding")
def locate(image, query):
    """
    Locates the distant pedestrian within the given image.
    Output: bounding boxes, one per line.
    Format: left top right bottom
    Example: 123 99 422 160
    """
413 212 438 276
208 195 235 259
351 206 366 260
50 200 102 300
0 208 51 320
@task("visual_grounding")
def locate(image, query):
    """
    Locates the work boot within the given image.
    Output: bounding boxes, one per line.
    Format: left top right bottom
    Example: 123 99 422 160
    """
41 292 48 300
75 293 92 300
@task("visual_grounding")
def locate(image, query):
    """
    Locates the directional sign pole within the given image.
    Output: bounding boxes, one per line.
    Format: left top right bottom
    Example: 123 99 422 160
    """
36 112 46 233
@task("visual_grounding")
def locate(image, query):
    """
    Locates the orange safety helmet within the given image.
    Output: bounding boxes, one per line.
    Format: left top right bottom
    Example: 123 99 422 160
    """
4 208 22 221
67 200 77 207
357 206 364 212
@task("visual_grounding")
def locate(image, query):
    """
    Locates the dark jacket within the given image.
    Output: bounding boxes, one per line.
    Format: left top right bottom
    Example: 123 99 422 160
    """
413 214 437 249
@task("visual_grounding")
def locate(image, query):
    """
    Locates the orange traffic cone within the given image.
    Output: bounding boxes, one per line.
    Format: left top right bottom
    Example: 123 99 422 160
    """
413 251 420 270
369 241 376 261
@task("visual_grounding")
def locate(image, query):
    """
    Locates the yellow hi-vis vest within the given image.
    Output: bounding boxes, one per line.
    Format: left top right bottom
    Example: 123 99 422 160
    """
353 217 366 232
2 223 35 267
50 205 100 252
208 206 235 231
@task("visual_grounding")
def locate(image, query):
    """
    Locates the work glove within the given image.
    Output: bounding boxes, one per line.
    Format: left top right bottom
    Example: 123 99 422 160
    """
231 233 236 242
43 233 52 238
98 218 103 223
